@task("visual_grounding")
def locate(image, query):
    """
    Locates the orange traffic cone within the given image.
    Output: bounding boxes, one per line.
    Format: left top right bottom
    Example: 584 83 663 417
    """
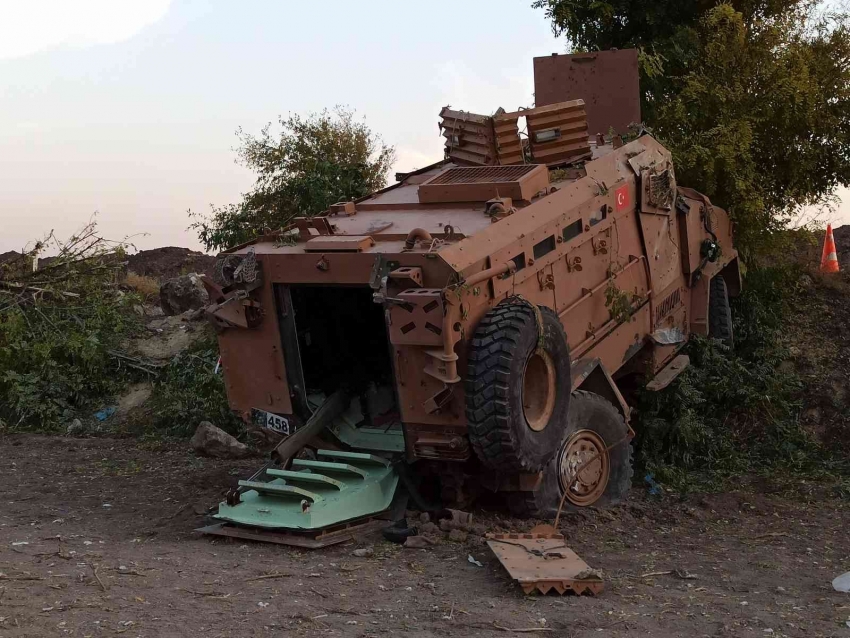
821 224 840 273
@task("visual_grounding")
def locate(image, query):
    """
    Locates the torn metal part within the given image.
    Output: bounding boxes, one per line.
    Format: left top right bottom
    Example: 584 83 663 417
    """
486 533 604 596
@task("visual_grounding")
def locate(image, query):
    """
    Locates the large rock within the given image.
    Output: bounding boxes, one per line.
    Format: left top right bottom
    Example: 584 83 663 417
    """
190 422 250 459
159 273 209 316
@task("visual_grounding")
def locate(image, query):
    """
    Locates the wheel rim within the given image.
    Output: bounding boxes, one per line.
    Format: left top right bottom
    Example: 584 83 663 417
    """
558 429 610 506
522 350 556 431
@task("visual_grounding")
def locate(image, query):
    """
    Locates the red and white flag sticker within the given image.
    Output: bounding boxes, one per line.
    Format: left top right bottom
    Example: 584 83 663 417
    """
615 184 630 211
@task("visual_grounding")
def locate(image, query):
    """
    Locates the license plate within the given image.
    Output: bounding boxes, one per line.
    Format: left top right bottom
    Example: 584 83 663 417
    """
251 408 291 435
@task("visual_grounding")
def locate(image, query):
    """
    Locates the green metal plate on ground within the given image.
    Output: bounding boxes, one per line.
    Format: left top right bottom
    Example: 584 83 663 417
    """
215 450 398 531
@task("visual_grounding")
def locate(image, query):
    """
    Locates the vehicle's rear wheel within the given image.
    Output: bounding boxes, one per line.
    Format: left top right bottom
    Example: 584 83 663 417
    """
466 298 571 473
708 276 734 348
507 391 633 518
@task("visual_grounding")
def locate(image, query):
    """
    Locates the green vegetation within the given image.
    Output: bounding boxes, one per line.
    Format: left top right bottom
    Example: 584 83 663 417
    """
0 224 142 430
535 0 850 489
535 0 850 257
190 107 396 252
147 337 242 437
0 223 239 437
636 262 850 491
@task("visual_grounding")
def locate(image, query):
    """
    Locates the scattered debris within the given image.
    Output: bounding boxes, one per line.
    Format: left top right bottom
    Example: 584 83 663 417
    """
467 555 483 568
492 623 554 633
486 533 604 596
403 536 435 549
833 572 850 593
639 569 698 580
574 568 604 580
351 548 373 558
94 406 117 422
382 519 419 544
159 273 210 316
448 529 468 543
245 572 291 582
89 563 107 592
65 419 86 436
190 421 251 459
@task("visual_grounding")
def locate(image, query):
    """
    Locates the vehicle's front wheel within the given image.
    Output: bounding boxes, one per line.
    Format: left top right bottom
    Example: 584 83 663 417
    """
507 391 633 518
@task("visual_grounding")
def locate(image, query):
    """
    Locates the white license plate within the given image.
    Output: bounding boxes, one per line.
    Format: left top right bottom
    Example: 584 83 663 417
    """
251 409 291 435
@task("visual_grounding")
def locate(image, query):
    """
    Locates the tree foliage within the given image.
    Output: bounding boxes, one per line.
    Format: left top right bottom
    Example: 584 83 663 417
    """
534 0 850 255
191 107 396 252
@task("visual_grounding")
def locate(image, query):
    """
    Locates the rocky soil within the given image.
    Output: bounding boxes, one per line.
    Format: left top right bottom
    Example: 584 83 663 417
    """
1 434 849 638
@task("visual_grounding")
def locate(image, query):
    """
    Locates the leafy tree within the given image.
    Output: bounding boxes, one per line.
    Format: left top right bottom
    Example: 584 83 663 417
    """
534 0 850 256
191 107 395 252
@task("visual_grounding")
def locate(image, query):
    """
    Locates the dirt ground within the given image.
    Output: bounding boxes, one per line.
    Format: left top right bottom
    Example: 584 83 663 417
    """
1 435 848 638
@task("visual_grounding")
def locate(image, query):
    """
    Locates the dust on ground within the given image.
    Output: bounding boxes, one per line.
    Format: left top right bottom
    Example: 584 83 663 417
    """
0 434 848 638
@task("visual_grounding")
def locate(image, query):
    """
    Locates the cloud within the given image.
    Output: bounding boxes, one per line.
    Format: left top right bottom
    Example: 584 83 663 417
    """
0 0 172 60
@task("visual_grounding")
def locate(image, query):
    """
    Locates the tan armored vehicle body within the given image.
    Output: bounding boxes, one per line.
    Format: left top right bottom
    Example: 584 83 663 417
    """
204 56 740 516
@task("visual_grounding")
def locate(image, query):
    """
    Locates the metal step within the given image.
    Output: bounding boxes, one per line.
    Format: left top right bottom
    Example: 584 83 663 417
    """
646 354 690 391
216 449 399 531
265 468 344 490
237 480 322 502
317 450 391 467
291 459 368 478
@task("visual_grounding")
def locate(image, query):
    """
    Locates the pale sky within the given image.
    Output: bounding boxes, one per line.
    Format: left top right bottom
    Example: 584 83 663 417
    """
1 0 847 254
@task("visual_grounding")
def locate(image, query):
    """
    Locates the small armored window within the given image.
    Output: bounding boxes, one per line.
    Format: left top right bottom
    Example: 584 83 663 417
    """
589 205 607 227
533 128 561 143
562 220 583 243
509 252 526 273
533 236 556 259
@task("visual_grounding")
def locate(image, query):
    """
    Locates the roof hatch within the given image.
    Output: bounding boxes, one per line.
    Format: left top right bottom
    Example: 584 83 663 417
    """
417 164 550 204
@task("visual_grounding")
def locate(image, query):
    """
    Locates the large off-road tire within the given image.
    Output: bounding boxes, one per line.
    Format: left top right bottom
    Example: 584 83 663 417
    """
466 298 571 473
507 391 633 518
709 276 734 348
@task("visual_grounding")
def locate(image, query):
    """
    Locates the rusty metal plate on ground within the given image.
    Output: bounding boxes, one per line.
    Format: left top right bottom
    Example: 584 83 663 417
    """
486 533 604 595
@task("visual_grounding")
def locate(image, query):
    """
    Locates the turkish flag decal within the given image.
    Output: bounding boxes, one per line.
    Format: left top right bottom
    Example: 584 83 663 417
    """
615 184 630 211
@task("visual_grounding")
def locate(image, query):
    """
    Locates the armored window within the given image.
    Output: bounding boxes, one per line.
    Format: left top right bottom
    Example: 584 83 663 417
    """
562 220 583 243
533 128 561 143
509 252 526 272
589 205 607 227
533 236 556 259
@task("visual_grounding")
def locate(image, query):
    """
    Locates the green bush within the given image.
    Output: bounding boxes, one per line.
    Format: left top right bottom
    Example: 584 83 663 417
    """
0 241 142 430
635 265 846 490
146 337 243 437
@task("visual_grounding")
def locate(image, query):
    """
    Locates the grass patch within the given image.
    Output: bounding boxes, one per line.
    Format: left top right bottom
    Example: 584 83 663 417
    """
124 271 160 300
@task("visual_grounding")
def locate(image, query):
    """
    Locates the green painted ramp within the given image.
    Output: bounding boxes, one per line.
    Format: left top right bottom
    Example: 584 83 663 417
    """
215 451 398 530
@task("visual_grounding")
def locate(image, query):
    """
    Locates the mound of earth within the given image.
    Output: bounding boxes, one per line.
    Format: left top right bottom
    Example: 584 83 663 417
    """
0 250 23 264
126 246 216 280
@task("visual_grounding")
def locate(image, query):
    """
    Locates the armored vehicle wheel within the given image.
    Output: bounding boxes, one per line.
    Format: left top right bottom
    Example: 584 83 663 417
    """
466 298 571 473
507 391 633 518
709 276 734 348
